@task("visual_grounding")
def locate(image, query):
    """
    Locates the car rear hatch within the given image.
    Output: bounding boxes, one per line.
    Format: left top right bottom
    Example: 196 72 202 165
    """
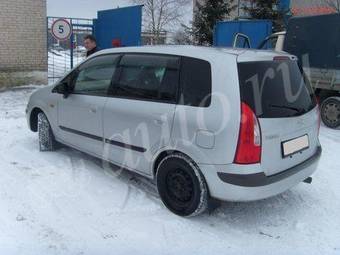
237 53 319 176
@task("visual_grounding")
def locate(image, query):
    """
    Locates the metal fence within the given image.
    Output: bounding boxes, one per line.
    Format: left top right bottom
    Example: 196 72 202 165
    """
47 17 93 83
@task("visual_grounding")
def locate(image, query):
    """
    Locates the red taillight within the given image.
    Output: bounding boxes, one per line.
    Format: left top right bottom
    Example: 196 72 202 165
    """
234 102 262 164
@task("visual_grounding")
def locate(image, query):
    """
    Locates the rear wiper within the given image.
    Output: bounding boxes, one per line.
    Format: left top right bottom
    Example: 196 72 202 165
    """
269 104 306 114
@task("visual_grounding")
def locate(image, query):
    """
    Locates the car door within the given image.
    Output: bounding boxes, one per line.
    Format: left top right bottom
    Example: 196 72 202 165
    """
103 53 180 175
57 54 120 157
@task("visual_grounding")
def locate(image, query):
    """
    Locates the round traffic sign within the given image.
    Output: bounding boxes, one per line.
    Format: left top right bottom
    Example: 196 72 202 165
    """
51 19 72 41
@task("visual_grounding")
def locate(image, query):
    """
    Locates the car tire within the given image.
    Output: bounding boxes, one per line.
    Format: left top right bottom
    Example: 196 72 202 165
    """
321 97 340 129
38 112 57 151
156 153 209 217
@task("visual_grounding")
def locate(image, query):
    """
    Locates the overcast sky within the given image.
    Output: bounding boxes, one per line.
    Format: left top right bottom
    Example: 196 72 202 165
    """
47 0 192 29
47 0 133 18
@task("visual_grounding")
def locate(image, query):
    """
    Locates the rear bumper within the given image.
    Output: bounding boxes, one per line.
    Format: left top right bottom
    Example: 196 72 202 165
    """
199 146 322 202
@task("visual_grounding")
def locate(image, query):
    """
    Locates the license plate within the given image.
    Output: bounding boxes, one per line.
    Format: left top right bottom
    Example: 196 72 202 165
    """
282 135 309 158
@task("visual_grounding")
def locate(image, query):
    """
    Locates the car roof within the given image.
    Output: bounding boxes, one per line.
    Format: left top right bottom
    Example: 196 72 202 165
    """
97 45 242 56
92 45 294 62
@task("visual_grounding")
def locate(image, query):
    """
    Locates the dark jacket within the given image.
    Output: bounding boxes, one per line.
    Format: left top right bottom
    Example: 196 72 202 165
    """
86 47 99 57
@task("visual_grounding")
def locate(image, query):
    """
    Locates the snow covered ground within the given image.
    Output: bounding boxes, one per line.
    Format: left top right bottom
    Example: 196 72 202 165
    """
0 86 339 255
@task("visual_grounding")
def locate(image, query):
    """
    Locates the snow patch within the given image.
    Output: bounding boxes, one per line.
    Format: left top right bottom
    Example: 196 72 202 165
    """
0 87 339 254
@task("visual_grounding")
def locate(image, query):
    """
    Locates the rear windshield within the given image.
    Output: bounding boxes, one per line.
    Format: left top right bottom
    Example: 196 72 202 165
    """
238 60 317 118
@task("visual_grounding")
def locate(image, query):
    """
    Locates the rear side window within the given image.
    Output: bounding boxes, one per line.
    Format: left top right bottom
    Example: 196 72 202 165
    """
114 54 180 103
179 57 212 107
238 60 317 118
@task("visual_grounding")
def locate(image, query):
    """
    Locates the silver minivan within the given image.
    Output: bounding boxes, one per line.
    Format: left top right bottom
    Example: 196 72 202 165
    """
26 46 322 217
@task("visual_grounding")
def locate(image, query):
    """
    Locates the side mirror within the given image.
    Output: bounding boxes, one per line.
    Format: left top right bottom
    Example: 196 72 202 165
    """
53 82 70 98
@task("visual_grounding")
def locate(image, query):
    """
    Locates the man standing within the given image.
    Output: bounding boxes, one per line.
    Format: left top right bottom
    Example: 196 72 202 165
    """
84 35 99 57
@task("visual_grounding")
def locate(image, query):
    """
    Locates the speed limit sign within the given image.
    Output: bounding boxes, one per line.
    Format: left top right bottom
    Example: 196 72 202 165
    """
51 19 73 41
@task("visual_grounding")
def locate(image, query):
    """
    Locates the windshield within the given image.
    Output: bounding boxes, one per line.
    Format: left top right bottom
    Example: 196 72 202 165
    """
238 60 317 118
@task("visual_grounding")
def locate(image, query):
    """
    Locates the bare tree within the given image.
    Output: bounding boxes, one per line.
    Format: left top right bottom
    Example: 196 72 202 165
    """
133 0 191 44
171 26 194 45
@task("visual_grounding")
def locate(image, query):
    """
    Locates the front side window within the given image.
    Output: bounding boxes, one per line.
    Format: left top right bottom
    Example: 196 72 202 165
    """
72 55 119 96
114 54 180 102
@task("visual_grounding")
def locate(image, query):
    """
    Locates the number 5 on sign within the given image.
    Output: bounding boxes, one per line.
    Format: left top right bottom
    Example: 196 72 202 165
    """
58 25 64 34
51 19 72 41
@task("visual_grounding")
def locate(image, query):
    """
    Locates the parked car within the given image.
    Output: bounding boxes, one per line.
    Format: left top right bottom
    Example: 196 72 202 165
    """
26 46 322 217
259 14 340 129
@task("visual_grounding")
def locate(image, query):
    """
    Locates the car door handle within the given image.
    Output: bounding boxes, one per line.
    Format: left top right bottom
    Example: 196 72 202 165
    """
89 108 97 113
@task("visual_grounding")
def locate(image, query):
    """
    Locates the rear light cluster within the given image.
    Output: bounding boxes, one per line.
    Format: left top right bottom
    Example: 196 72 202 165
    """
234 102 262 164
